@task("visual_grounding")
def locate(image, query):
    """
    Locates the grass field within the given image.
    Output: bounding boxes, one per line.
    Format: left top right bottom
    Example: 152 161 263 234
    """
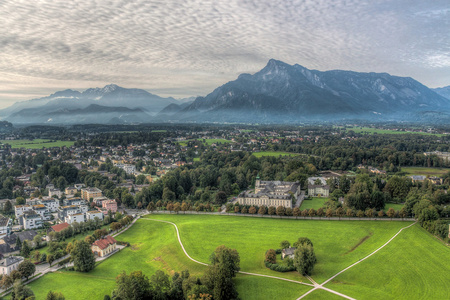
252 151 300 158
151 130 167 133
144 215 410 283
300 197 327 210
0 139 74 149
22 215 449 300
342 127 444 136
24 220 207 299
401 166 450 176
384 203 404 211
325 224 450 299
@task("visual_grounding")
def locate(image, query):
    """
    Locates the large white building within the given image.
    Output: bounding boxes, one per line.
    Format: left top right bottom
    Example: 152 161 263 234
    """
21 211 43 229
40 198 60 212
307 177 330 197
86 210 104 221
236 176 301 209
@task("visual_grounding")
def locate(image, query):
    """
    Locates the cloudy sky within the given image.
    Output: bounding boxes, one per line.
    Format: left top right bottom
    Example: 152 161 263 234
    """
0 0 449 108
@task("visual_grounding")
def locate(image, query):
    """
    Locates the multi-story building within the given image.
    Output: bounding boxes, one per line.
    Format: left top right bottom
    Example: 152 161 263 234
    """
14 205 32 218
64 186 77 196
39 198 59 212
81 187 102 200
0 215 12 237
86 210 104 221
93 196 108 206
236 176 301 209
21 211 43 229
48 188 63 198
102 200 118 213
63 198 85 206
66 213 85 224
57 205 81 220
307 177 330 197
32 204 52 221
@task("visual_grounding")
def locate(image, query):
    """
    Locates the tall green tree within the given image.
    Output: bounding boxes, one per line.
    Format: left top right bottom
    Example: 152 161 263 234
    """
46 291 65 300
112 270 152 300
18 260 36 280
71 240 96 272
293 244 317 276
202 245 240 300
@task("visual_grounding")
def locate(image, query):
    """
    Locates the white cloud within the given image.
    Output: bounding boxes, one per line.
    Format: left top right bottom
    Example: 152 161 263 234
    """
0 0 449 107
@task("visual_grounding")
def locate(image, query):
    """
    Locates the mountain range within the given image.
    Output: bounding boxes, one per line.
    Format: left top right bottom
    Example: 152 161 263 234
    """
2 60 450 124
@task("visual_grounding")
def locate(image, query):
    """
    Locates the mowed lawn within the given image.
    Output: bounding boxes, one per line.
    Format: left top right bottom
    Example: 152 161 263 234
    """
0 139 74 149
23 220 207 299
401 166 450 176
300 197 327 210
252 151 300 158
144 214 411 283
325 224 450 299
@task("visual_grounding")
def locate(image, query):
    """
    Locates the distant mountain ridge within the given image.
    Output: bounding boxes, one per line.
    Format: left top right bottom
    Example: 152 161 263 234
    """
433 86 450 100
174 59 450 123
2 60 449 124
1 84 181 124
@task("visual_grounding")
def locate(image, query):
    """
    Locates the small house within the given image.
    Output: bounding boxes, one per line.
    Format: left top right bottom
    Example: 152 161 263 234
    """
91 235 117 257
281 247 296 260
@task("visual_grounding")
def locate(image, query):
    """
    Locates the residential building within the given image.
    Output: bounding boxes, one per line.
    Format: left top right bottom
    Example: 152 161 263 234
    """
39 198 59 212
236 176 301 209
66 213 85 224
81 187 102 200
48 188 63 198
86 210 104 221
307 177 330 197
0 215 12 237
57 205 81 220
21 211 43 229
63 198 85 206
93 196 108 206
32 204 51 221
102 200 118 213
281 247 296 260
0 256 23 275
91 235 117 257
15 205 32 218
74 183 86 190
65 186 77 196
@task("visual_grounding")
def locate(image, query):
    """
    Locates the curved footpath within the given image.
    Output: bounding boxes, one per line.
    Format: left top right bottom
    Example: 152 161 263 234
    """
142 217 417 300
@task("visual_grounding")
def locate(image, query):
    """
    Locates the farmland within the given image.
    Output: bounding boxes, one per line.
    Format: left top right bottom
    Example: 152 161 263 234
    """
0 139 74 149
20 215 449 299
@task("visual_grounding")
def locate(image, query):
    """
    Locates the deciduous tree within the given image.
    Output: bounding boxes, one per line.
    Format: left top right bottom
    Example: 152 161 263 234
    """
71 240 96 272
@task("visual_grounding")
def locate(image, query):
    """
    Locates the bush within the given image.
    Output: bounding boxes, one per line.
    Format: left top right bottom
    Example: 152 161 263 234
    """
264 261 296 272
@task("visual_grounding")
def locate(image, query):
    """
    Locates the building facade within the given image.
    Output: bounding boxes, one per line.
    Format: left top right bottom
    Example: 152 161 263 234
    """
236 177 301 209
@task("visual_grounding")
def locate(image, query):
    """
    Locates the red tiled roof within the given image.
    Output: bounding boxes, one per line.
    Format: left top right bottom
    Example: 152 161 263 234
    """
92 235 117 250
51 222 70 232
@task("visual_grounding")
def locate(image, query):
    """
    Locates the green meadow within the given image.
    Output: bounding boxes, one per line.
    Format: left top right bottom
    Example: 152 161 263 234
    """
325 225 450 299
0 139 74 149
341 127 444 136
18 214 449 300
401 166 450 176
